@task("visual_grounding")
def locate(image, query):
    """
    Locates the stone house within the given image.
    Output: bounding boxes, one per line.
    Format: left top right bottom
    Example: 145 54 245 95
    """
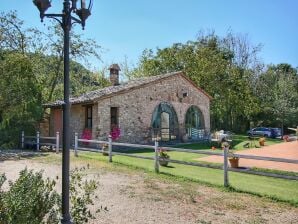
43 64 211 144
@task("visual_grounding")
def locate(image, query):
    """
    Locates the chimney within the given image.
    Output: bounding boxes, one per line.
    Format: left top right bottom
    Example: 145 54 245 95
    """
109 64 121 86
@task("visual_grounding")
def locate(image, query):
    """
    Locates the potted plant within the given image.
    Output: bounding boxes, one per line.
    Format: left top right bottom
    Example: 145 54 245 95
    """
223 141 239 168
158 147 170 166
228 151 240 168
101 143 109 156
259 137 266 146
221 140 230 150
110 125 121 141
81 128 92 145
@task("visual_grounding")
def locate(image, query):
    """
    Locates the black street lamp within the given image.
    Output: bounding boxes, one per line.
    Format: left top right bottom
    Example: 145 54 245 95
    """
33 0 92 223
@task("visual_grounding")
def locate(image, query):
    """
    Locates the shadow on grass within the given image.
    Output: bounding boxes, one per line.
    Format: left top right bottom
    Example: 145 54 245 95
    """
161 165 175 168
115 143 212 153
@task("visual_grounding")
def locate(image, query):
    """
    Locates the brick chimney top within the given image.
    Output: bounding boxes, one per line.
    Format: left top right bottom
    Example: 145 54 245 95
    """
109 64 121 86
109 64 121 71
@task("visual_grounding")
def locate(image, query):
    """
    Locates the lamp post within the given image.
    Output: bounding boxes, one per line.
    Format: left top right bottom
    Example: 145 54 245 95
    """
33 0 92 223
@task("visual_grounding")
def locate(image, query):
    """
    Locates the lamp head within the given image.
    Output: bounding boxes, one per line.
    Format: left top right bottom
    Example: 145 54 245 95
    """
76 0 93 29
33 0 51 15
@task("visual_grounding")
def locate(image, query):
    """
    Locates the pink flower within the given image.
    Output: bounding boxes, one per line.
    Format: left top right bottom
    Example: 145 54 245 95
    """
110 127 121 140
81 129 92 145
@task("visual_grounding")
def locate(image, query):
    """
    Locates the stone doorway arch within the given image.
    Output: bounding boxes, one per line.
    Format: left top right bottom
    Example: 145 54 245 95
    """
151 102 179 141
185 105 205 140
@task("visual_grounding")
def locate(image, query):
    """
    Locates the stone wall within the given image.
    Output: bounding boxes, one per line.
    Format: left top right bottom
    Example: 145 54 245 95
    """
95 74 210 143
49 104 98 142
46 74 210 144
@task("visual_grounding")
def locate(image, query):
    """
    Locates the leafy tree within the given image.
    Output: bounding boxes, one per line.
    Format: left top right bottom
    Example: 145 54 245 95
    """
0 52 42 148
0 11 43 54
0 11 105 147
255 64 298 133
125 31 261 132
37 23 102 102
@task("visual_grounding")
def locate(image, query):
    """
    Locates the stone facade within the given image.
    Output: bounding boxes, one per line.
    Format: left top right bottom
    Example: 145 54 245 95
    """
47 72 210 144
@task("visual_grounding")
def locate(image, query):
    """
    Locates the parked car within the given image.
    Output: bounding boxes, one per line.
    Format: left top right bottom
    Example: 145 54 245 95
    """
270 128 282 138
247 127 281 138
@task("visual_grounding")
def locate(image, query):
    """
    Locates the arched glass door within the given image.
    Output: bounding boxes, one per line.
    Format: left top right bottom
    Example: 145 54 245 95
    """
185 106 205 140
151 102 179 141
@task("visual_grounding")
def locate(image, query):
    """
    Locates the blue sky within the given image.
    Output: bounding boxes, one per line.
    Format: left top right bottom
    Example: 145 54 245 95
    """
2 0 298 69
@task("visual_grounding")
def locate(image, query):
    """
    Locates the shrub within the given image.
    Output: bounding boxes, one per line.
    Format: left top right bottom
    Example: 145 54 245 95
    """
0 167 99 224
0 169 59 224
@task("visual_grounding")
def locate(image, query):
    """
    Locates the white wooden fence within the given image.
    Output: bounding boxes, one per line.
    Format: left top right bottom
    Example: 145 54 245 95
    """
21 131 60 153
73 133 298 186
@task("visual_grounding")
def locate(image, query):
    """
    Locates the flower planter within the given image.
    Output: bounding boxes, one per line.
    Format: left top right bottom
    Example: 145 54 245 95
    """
259 137 265 146
159 157 169 167
229 158 239 168
102 144 109 156
102 151 109 156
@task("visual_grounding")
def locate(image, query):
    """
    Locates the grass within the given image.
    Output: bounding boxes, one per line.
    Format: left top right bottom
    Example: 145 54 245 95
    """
33 134 297 206
76 150 298 206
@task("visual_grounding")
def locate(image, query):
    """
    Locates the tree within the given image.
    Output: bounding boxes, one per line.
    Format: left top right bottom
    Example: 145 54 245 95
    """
36 23 102 102
0 11 43 54
0 11 105 147
125 31 261 132
255 64 298 133
0 52 42 148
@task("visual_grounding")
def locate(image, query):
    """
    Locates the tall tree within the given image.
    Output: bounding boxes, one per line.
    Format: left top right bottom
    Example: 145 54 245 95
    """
33 23 102 102
255 64 298 133
0 11 105 147
0 52 42 147
125 31 261 132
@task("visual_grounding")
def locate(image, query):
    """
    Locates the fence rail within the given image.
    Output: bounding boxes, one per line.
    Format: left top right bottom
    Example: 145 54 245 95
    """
21 131 60 153
73 133 298 184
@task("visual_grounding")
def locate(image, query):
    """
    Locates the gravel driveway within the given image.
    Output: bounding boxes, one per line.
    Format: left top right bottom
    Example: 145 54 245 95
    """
0 153 298 224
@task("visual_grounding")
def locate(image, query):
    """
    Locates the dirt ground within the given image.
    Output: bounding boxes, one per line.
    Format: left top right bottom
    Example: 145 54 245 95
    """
0 154 298 224
198 141 298 172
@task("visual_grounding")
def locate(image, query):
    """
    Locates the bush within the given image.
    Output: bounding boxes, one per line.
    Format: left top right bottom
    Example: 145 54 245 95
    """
0 169 59 224
0 167 99 224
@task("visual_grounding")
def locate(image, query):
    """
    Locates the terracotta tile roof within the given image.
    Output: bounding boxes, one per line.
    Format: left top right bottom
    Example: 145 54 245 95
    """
44 71 211 107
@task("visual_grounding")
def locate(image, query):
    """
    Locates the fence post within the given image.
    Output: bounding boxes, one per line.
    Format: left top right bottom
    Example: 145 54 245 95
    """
108 135 112 162
223 146 229 187
36 131 40 151
56 132 59 153
154 140 159 173
74 132 78 157
21 131 25 149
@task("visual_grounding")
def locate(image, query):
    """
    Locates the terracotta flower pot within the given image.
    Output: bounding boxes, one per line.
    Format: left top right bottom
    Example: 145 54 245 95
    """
259 137 265 146
229 158 239 168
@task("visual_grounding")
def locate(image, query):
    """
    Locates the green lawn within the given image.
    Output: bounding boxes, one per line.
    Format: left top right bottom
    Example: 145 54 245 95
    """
78 148 298 206
74 135 297 205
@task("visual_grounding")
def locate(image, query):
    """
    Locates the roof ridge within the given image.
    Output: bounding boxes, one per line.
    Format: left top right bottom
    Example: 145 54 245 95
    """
44 71 184 107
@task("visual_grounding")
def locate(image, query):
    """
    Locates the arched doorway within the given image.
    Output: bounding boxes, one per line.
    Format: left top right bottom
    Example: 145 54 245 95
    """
151 102 179 141
185 106 205 140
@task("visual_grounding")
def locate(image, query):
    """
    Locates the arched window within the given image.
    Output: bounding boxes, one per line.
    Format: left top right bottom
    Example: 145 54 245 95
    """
185 106 205 140
151 102 179 141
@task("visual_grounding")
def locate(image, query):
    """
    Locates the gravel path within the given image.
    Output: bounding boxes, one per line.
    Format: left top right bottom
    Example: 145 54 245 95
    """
1 155 298 224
